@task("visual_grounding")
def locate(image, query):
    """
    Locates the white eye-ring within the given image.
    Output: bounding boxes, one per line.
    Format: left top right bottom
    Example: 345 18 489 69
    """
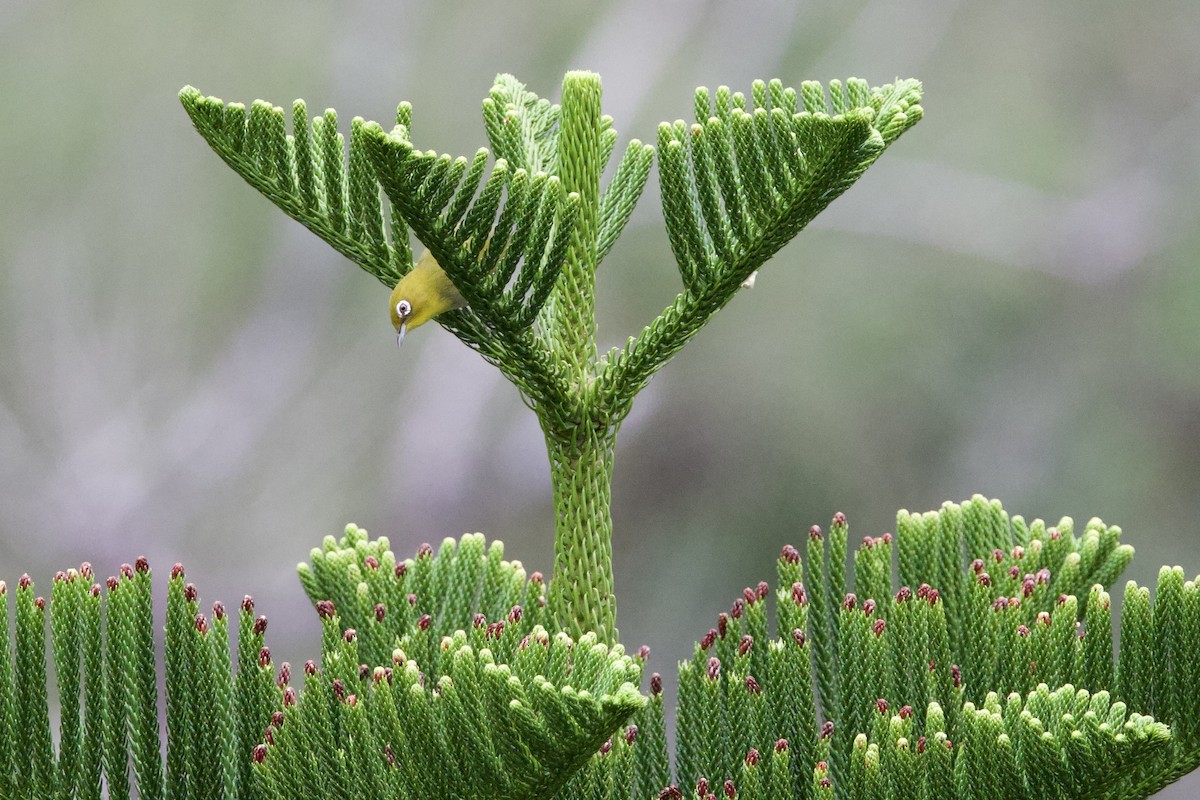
396 300 412 318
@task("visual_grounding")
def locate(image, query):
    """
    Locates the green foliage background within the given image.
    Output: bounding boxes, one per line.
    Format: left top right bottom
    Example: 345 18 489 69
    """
1 3 1198 796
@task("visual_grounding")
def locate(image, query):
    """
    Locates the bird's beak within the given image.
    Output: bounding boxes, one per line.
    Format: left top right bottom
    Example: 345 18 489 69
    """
396 321 408 348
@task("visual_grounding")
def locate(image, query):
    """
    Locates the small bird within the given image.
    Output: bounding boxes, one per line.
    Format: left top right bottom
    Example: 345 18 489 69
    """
389 249 466 346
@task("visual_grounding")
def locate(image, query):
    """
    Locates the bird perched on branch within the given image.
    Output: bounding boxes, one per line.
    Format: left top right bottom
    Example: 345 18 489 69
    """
389 249 466 346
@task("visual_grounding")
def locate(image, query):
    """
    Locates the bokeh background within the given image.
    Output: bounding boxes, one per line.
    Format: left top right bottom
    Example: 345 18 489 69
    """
2 1 1198 794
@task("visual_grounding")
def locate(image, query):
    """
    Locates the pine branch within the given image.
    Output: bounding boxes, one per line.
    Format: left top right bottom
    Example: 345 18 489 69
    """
180 86 580 417
179 88 407 287
253 608 645 800
593 78 923 419
299 525 553 673
627 496 1197 800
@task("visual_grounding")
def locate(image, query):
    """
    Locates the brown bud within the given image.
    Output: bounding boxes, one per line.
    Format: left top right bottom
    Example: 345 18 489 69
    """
780 544 801 564
791 582 808 606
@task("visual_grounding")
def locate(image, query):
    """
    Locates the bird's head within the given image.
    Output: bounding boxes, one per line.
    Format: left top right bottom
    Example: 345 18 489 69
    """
388 250 466 346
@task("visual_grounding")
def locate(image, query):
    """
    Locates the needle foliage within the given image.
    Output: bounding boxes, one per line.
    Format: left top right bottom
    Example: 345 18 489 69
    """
179 71 922 642
3 70 1196 800
4 498 1199 798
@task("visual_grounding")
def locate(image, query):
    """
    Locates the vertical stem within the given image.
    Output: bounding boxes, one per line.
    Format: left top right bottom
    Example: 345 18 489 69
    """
548 70 602 370
539 71 618 640
546 431 618 642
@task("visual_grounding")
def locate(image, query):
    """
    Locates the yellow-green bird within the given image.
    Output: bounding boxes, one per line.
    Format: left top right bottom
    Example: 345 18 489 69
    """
389 249 466 346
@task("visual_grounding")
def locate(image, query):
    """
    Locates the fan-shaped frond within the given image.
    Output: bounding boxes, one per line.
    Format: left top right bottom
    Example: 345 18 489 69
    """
254 608 645 800
179 87 411 287
659 77 921 293
299 525 553 672
594 77 923 417
361 123 580 333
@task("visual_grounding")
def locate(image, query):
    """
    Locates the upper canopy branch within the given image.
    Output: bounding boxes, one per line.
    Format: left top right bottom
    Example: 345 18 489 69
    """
592 78 923 419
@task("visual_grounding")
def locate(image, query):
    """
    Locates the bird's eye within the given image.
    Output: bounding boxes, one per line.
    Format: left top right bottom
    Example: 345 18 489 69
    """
396 300 412 318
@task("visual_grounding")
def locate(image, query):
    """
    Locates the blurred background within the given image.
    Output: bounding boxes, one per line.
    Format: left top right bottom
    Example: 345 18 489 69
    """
2 1 1198 794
